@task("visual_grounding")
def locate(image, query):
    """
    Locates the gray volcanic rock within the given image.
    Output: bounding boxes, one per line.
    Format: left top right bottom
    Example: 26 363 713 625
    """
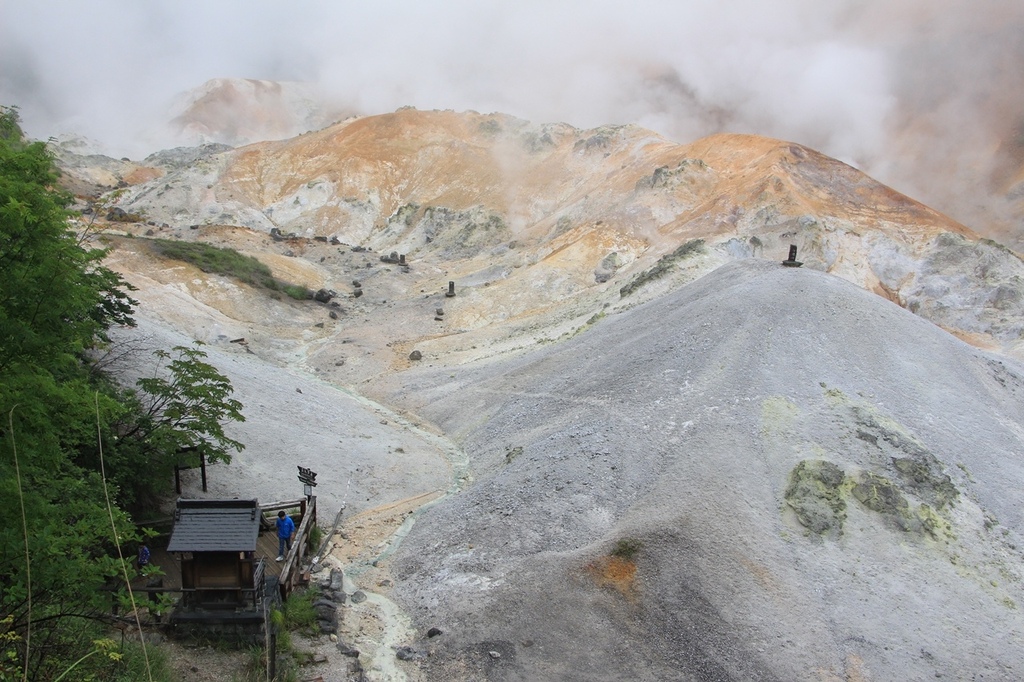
143 143 233 170
384 259 1024 681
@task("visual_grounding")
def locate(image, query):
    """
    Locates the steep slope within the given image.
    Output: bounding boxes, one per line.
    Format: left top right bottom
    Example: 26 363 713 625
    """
109 109 1024 360
375 259 1024 681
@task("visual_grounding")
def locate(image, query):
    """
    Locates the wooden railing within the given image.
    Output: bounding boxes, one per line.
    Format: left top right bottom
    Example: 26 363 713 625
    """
276 496 317 599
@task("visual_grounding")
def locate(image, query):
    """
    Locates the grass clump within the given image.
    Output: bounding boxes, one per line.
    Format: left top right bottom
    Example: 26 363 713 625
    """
282 587 320 633
148 238 313 299
620 239 704 297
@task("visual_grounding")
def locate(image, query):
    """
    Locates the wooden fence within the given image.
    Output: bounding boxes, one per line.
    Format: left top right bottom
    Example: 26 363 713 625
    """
266 496 317 599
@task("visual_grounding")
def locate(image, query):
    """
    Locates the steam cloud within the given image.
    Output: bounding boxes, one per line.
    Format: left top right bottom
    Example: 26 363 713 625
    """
1 0 1022 237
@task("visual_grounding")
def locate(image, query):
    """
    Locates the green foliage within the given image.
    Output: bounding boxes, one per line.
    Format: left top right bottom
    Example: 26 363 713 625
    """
0 111 136 375
281 587 319 633
149 239 274 286
0 105 243 679
0 618 173 682
307 524 323 554
134 345 245 464
147 239 312 299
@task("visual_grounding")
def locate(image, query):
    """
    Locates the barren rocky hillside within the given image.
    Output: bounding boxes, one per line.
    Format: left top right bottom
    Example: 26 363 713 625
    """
63 109 1024 681
102 109 1024 360
376 259 1024 681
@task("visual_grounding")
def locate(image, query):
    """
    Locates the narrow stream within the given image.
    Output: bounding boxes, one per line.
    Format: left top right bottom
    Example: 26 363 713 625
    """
325 388 470 681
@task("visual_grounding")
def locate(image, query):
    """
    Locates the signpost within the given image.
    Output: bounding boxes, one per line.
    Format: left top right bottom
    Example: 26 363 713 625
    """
297 466 318 499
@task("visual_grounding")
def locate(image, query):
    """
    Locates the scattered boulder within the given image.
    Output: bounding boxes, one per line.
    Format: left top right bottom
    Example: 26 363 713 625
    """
314 288 336 303
427 627 443 638
106 206 141 222
350 590 367 604
594 252 622 283
409 350 423 361
396 646 426 661
353 289 363 298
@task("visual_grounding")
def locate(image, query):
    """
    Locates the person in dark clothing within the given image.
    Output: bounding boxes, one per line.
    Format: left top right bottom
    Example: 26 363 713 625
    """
137 544 150 570
276 511 295 561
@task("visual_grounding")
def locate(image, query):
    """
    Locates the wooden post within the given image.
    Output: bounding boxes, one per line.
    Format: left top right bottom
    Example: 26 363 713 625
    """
268 632 277 680
200 452 207 492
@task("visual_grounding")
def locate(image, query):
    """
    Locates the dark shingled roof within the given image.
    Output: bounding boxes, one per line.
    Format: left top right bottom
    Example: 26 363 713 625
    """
167 499 261 553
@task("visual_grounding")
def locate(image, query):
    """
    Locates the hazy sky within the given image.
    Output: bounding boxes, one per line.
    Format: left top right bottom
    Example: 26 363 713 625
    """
2 0 1022 230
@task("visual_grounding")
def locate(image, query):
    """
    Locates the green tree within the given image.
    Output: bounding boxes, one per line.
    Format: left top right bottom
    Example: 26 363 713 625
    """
0 105 237 680
103 345 246 511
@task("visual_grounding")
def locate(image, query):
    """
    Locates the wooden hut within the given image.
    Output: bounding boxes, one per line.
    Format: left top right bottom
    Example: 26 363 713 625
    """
167 499 266 631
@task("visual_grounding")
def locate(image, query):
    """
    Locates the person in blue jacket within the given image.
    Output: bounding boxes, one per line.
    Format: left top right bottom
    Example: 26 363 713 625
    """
276 510 295 561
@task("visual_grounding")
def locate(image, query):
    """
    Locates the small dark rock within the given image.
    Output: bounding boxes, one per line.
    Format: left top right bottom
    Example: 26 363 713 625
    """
314 288 335 303
329 311 339 320
317 619 337 634
409 350 422 361
353 289 363 298
352 280 362 288
337 642 361 657
350 590 367 604
427 627 443 638
395 646 425 661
